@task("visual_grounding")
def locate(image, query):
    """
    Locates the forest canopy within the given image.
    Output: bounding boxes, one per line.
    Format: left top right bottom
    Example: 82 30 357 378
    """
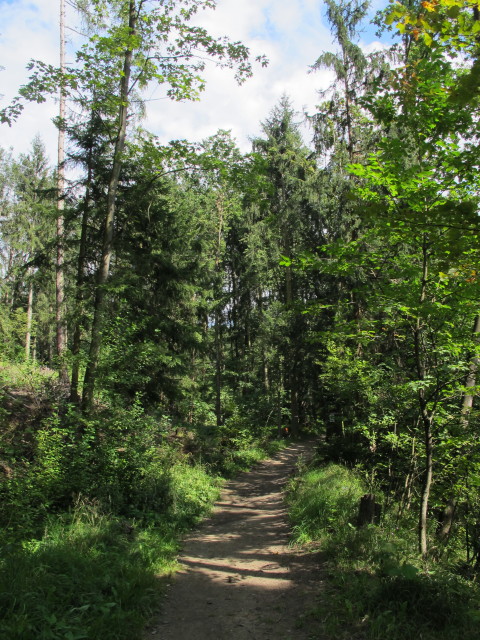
1 1 480 638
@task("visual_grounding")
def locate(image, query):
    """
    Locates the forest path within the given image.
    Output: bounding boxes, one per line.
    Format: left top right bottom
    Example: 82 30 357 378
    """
146 441 326 640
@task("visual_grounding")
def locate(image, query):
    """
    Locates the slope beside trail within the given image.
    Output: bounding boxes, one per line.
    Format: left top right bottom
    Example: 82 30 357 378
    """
146 441 326 640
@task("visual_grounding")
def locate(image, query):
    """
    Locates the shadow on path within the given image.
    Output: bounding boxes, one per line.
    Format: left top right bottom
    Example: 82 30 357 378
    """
146 441 327 640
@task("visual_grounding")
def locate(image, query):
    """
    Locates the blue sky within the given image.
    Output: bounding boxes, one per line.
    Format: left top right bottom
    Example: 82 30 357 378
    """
0 0 390 162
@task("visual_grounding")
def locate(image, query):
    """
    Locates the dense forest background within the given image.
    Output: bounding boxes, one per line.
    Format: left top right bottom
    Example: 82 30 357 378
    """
1 0 480 638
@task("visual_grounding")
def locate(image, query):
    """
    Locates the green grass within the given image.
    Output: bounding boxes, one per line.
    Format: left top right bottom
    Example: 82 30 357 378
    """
0 360 56 393
287 463 366 544
0 511 172 639
0 433 285 639
0 461 220 640
287 463 480 640
197 431 288 477
219 446 271 476
312 567 480 640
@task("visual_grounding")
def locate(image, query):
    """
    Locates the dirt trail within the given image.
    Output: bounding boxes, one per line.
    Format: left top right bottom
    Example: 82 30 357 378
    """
146 441 326 640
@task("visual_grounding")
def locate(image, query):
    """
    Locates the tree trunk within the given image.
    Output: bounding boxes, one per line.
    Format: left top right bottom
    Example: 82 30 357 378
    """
56 0 68 384
461 315 480 425
214 194 224 428
70 146 94 403
282 225 299 435
231 270 240 360
419 413 433 558
343 52 354 163
25 276 34 360
276 359 284 438
436 498 457 544
415 234 434 559
290 382 299 435
398 435 417 518
82 0 136 412
214 307 222 427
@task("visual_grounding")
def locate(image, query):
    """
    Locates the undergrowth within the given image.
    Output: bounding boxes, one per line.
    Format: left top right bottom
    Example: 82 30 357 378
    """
0 367 287 640
0 503 177 640
0 458 220 640
287 464 365 544
287 463 480 640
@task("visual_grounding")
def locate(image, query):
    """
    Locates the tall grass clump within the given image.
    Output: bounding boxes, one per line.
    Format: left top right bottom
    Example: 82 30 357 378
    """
314 567 480 640
167 462 221 527
287 463 366 545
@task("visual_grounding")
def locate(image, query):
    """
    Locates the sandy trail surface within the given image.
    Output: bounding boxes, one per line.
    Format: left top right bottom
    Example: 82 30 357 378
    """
146 441 326 640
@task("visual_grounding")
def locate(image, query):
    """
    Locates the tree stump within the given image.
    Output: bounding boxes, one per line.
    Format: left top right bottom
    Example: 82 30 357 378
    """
356 493 381 527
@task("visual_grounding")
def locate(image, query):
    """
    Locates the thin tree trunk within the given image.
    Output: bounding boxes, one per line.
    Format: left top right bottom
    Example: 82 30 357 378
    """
263 358 269 392
4 248 14 306
82 0 136 412
282 219 299 435
419 412 433 558
56 0 68 384
399 435 416 518
415 234 433 559
214 194 224 428
343 53 354 163
461 315 480 425
276 358 284 437
25 276 33 360
290 378 299 435
70 144 94 403
436 499 457 544
48 304 54 366
232 270 240 360
214 307 222 427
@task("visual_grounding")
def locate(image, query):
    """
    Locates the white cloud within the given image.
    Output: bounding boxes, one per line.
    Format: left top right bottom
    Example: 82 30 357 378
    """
361 39 390 54
146 0 335 150
0 0 387 163
0 0 76 162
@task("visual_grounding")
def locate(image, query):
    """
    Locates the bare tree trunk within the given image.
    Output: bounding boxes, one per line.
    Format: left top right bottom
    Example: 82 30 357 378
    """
415 234 434 559
290 380 299 435
282 220 299 435
70 147 94 403
4 248 14 306
419 412 433 558
461 315 480 424
25 276 33 360
214 307 222 427
436 498 457 544
82 0 136 412
56 0 68 384
343 52 354 163
398 435 417 518
231 271 240 360
214 194 224 428
263 358 269 392
276 359 284 438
